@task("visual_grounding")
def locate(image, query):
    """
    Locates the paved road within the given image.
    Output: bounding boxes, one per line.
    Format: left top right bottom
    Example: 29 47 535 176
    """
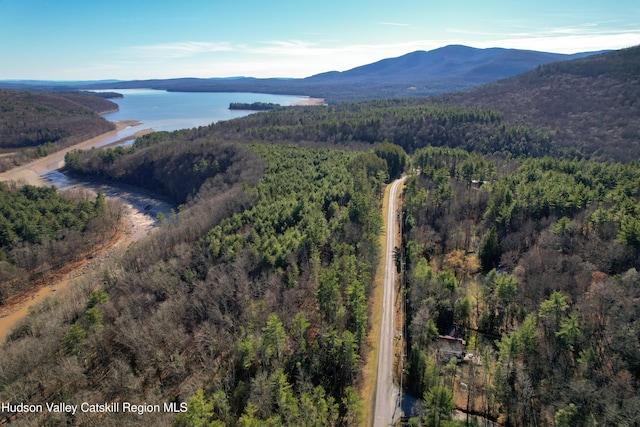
373 176 406 426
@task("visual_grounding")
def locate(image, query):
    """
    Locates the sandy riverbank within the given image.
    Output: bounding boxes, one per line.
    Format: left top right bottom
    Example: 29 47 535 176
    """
0 121 165 341
0 198 160 342
0 120 151 187
0 176 173 342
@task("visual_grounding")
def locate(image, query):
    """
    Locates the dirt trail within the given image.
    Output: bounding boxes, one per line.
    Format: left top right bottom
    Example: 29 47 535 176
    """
0 123 171 342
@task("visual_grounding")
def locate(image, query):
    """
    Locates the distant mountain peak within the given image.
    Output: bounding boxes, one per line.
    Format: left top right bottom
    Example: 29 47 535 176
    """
303 44 595 87
0 44 607 102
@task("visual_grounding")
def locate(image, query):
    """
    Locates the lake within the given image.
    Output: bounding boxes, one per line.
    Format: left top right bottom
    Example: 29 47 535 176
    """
90 89 311 146
100 89 310 132
42 90 313 184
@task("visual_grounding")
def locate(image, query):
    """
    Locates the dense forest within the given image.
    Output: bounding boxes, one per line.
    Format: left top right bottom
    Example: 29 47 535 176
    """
0 90 116 170
229 102 282 111
0 182 125 308
1 46 639 426
3 127 394 425
11 99 640 426
433 45 640 161
199 100 557 159
402 147 640 425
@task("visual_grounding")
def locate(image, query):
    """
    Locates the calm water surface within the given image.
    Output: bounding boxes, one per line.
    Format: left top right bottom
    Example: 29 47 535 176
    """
100 89 307 132
49 90 309 184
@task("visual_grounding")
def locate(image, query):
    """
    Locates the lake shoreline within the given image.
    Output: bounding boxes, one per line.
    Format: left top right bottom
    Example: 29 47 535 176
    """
99 90 321 131
0 120 143 187
290 95 326 106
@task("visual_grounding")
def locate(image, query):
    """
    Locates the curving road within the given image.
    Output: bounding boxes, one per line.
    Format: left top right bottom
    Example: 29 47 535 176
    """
373 176 406 426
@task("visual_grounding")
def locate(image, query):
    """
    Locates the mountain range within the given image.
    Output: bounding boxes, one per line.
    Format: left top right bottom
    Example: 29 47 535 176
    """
304 44 598 85
0 45 606 102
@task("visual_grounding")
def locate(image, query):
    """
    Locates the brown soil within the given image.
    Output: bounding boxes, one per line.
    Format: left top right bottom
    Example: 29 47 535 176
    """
0 122 165 341
0 120 146 187
0 228 122 312
0 199 156 341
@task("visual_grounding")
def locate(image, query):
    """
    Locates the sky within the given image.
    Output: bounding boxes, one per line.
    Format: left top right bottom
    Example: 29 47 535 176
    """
1 0 639 81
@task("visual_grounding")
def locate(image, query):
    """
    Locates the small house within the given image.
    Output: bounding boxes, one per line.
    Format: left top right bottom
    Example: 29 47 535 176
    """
436 335 466 362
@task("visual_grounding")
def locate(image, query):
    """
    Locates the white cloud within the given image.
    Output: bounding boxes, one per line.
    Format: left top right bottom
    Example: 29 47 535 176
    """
124 41 235 59
470 31 640 54
107 25 640 79
241 31 640 76
446 23 640 53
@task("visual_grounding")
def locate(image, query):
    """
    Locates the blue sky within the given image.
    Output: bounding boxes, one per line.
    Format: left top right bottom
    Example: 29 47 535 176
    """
1 0 639 80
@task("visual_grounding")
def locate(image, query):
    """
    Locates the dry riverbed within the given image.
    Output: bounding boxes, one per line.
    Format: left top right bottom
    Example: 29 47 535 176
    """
0 122 172 341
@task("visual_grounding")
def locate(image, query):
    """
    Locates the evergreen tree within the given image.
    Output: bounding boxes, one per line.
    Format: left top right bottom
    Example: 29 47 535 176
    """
478 227 500 273
374 141 407 180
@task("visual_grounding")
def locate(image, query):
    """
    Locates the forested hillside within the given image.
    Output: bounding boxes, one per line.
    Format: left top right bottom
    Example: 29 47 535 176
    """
433 45 640 161
3 126 391 425
196 43 638 163
1 45 639 426
402 147 640 425
205 43 640 162
207 100 556 158
0 90 116 170
0 183 124 309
